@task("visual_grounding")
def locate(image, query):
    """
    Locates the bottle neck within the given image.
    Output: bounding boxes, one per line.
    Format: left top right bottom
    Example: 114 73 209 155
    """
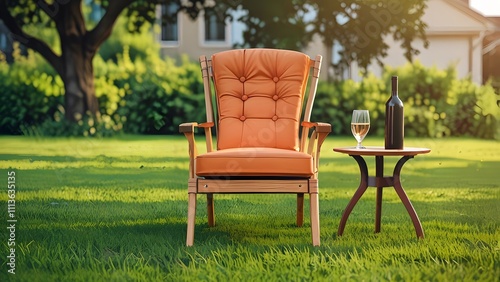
391 76 398 97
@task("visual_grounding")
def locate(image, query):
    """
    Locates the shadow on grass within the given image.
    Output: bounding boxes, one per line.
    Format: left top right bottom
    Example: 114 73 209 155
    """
0 153 188 167
321 154 499 190
319 188 499 241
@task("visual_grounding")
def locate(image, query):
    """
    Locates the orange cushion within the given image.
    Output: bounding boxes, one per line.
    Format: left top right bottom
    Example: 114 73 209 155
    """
211 49 310 150
196 148 314 177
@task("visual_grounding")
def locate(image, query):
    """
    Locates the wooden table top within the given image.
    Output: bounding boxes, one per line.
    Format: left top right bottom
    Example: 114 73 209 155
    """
333 146 431 156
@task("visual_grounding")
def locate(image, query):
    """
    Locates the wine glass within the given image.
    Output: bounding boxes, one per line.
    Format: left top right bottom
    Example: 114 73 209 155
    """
351 110 370 149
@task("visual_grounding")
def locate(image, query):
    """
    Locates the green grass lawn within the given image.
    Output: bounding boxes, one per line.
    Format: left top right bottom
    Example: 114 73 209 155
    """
0 135 498 281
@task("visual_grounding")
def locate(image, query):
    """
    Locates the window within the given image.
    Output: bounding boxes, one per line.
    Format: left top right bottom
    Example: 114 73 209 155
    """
160 3 180 43
204 9 225 42
200 8 231 46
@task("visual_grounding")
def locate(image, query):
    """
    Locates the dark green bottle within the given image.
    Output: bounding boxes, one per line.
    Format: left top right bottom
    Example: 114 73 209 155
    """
385 76 404 149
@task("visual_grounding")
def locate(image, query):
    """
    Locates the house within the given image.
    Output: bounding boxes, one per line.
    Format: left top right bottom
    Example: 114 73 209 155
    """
346 0 499 85
0 1 497 84
482 16 500 87
156 0 500 85
156 3 246 62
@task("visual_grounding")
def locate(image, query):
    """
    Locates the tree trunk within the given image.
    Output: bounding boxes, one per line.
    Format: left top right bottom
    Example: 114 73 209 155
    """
61 40 99 121
57 1 99 121
324 42 334 83
1 0 134 123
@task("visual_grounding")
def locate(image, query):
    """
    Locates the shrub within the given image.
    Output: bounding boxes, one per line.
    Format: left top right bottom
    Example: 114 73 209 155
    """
99 49 205 134
1 45 497 139
312 75 387 136
21 109 121 138
0 47 63 134
98 17 160 63
0 42 205 136
446 79 499 139
385 62 499 138
314 80 362 135
311 61 499 139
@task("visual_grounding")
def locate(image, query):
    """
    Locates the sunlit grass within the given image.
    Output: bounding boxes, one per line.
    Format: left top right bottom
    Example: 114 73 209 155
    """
0 135 498 281
18 187 187 202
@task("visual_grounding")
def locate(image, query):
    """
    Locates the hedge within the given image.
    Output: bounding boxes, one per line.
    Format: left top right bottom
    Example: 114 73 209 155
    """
0 49 498 139
312 62 499 139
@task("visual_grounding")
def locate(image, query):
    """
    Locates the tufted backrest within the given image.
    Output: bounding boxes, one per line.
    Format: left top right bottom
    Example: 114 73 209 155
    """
211 49 311 151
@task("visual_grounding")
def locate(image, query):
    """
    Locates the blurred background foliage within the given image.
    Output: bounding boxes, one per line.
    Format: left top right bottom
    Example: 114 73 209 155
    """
0 17 498 139
313 62 499 139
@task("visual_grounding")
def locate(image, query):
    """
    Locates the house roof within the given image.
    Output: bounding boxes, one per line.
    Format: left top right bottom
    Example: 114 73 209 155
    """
483 17 500 55
444 0 499 30
422 0 498 38
444 0 494 23
486 16 500 26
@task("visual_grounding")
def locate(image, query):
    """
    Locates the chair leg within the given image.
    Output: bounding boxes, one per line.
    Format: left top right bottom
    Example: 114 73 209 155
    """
297 193 304 227
186 193 197 246
207 193 215 227
309 192 320 246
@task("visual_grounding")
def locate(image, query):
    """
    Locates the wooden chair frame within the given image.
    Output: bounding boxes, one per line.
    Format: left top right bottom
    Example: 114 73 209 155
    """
180 51 330 246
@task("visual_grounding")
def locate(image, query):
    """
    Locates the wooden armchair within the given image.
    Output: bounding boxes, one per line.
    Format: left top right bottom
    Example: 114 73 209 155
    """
180 48 331 246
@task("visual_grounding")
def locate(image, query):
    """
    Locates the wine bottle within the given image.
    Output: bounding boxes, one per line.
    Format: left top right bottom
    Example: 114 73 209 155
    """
385 76 404 149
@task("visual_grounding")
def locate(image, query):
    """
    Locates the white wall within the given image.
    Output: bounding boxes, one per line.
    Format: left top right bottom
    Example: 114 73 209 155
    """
348 0 490 84
351 35 483 84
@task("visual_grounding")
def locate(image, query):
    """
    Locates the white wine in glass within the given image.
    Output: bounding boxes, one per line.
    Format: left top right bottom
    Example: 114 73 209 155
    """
351 110 370 149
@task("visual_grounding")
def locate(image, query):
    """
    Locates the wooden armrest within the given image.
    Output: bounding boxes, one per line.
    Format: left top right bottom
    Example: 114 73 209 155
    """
179 122 214 133
301 121 332 133
302 121 330 174
180 122 214 153
198 122 214 128
315 122 331 133
179 122 198 133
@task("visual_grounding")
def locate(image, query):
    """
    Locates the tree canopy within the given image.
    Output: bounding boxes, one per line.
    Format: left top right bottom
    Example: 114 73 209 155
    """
0 0 428 120
220 0 428 73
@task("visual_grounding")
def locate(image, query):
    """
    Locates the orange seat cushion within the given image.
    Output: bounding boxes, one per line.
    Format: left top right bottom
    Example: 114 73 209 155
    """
196 148 314 177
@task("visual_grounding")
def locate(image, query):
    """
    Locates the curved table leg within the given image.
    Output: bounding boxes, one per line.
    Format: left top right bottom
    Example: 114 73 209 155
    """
393 155 425 239
375 156 384 233
338 155 369 236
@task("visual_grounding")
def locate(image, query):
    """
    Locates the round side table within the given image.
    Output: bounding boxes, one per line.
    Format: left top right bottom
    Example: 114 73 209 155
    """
333 146 431 238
